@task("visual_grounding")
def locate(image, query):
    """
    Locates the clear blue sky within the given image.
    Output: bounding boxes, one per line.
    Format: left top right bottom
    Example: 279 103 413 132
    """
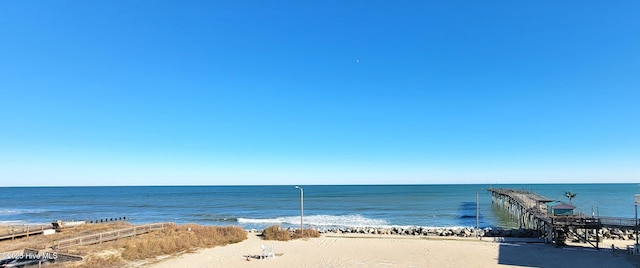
1 1 638 186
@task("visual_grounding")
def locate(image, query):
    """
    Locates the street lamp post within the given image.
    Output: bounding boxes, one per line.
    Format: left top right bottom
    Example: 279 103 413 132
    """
295 186 304 236
635 194 640 248
476 190 479 238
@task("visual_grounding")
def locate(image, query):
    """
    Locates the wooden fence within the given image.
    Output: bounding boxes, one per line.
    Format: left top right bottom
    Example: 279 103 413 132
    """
0 224 51 241
53 223 167 249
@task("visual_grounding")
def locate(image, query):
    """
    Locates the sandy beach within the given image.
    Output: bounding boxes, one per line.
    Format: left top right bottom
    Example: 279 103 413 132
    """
147 233 640 268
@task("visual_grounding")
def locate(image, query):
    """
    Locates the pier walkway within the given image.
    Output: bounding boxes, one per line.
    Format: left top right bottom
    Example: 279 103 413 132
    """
488 188 553 230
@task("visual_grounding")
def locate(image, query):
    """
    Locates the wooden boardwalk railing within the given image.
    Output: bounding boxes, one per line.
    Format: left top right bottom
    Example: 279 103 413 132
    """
0 224 52 241
53 223 167 249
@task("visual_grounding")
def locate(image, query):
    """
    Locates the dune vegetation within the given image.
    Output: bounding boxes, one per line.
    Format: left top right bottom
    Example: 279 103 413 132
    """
55 223 247 268
261 225 320 241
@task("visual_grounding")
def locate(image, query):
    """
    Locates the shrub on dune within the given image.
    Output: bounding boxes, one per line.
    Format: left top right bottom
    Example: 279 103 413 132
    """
262 225 291 241
262 225 321 240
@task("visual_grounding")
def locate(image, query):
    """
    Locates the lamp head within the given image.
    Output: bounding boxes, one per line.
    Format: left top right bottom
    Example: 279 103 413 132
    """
295 186 300 189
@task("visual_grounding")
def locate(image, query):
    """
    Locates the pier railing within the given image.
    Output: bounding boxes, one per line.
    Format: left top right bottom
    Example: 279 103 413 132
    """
551 216 601 228
599 217 638 228
53 222 167 249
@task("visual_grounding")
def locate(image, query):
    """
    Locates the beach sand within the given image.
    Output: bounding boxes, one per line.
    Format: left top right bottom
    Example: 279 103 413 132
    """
147 233 640 268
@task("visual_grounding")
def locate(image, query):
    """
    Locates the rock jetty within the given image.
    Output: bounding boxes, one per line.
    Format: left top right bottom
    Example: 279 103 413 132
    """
308 226 638 240
316 226 538 238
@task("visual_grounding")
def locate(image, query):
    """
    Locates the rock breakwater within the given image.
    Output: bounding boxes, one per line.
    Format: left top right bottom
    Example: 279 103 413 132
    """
316 226 539 238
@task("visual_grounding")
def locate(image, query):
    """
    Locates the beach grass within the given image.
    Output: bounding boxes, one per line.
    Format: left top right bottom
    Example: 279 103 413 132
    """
262 225 290 241
76 254 124 268
262 225 320 241
0 223 247 268
293 228 321 239
63 223 247 267
118 223 247 261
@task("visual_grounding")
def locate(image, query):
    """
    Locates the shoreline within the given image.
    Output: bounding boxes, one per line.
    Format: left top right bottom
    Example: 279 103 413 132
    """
2 221 640 267
4 221 639 241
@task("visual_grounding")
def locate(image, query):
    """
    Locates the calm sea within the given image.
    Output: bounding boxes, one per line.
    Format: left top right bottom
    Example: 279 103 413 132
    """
1 184 638 230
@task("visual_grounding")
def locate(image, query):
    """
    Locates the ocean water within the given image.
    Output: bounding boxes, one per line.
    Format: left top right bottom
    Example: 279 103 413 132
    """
0 184 637 230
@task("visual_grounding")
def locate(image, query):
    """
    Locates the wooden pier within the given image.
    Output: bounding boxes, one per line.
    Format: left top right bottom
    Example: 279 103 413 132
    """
488 188 602 248
488 188 553 229
488 188 639 248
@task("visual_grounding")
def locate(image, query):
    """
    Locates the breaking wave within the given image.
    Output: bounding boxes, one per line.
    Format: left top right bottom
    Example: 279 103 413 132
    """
0 209 43 216
238 214 389 228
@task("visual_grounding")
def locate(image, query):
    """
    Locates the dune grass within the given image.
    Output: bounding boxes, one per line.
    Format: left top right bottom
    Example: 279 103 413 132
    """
58 223 247 268
262 225 320 241
292 228 321 239
262 225 291 241
74 254 124 268
119 223 247 260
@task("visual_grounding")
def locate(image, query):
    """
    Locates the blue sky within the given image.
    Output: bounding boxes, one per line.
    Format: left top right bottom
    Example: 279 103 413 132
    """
1 1 638 186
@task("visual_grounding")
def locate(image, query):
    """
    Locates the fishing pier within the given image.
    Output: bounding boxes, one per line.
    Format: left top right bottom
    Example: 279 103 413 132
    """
488 188 639 249
488 188 553 231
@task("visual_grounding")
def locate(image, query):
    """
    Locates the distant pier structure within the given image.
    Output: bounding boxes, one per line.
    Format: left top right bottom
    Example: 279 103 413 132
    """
488 188 622 248
488 188 554 239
